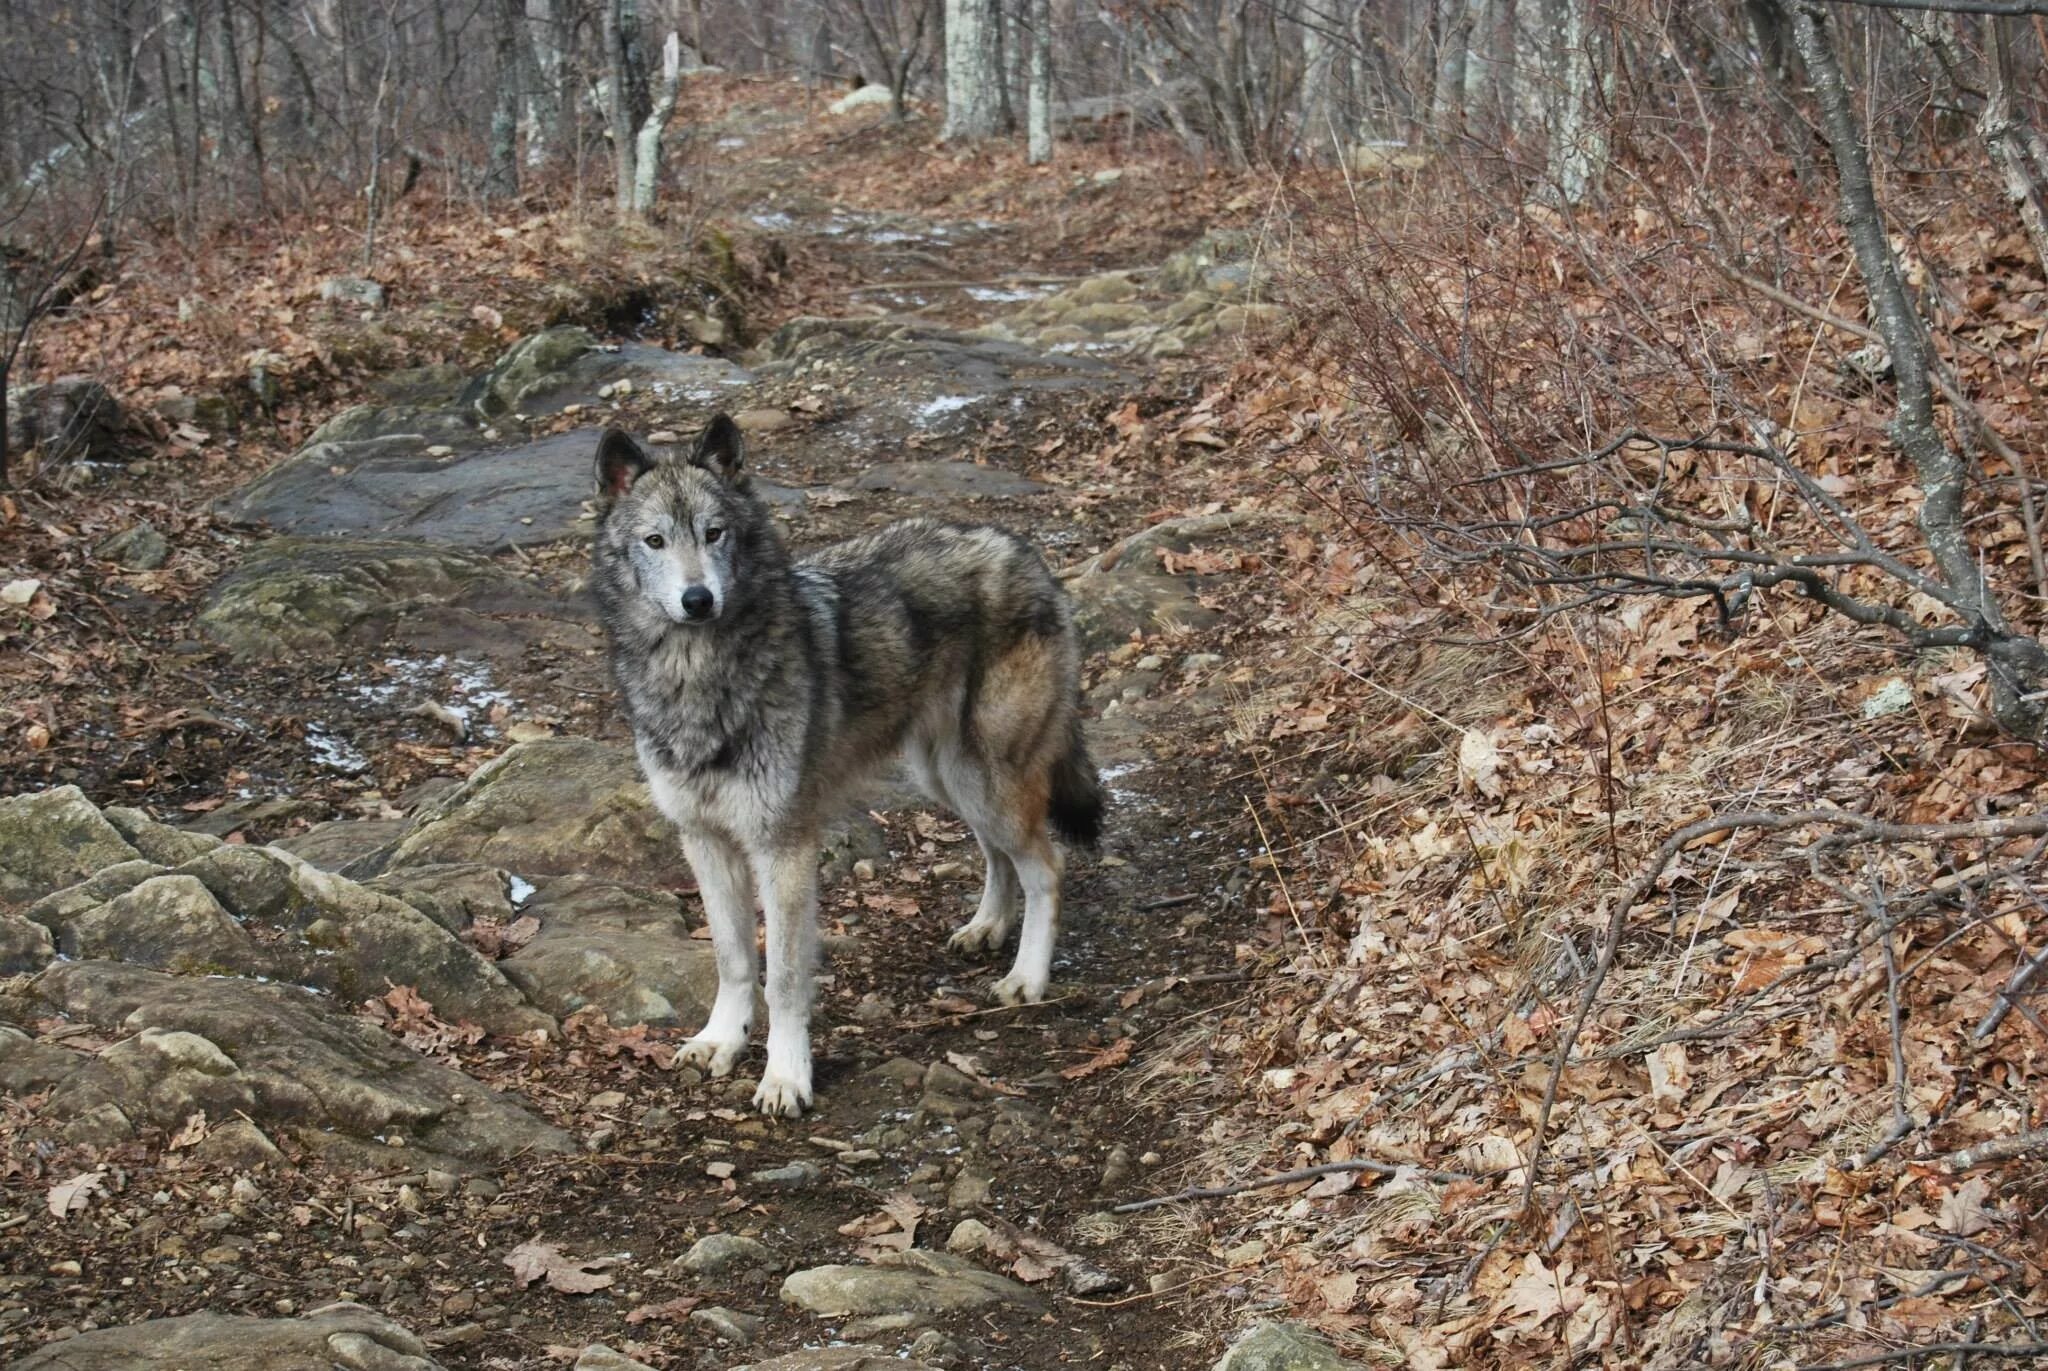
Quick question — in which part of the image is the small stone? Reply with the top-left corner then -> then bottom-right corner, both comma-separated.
573,1346 -> 659,1371
1100,1143 -> 1133,1191
229,1176 -> 262,1205
945,1219 -> 995,1255
930,860 -> 967,880
425,1169 -> 459,1194
749,1160 -> 823,1190
1213,1320 -> 1360,1370
689,1305 -> 762,1343
732,407 -> 795,434
1063,1262 -> 1125,1297
946,1170 -> 992,1210
679,1232 -> 777,1277
425,444 -> 454,458
49,1260 -> 83,1277
851,858 -> 877,881
1140,1151 -> 1163,1166
907,1330 -> 970,1368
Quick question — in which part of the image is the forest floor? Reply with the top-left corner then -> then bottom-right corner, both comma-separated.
7,72 -> 2048,1371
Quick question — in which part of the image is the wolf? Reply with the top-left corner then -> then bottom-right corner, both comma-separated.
590,416 -> 1104,1117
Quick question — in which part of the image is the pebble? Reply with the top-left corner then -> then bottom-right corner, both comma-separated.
689,1305 -> 762,1343
747,1160 -> 823,1190
946,1218 -> 996,1255
679,1232 -> 777,1276
931,860 -> 967,880
907,1330 -> 970,1368
1100,1143 -> 1133,1191
425,1169 -> 459,1194
947,1169 -> 993,1209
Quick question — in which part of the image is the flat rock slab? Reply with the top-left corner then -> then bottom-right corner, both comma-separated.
21,960 -> 572,1165
7,1303 -> 447,1371
780,1250 -> 1043,1320
197,538 -> 531,660
847,461 -> 1051,498
499,874 -> 720,1028
736,1350 -> 940,1371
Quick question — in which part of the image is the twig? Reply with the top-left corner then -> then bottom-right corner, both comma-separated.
1860,877 -> 1917,1167
1111,1157 -> 1479,1214
1137,892 -> 1199,911
1794,1341 -> 2048,1371
1974,940 -> 2048,1041
1945,1127 -> 2048,1168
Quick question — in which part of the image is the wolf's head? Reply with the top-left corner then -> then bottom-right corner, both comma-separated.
591,415 -> 780,632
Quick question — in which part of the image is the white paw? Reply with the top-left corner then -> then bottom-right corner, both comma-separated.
948,920 -> 1011,956
753,1069 -> 813,1118
991,970 -> 1048,1006
675,1032 -> 747,1077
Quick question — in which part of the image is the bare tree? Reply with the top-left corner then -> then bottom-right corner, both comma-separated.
1,189 -> 102,488
1026,0 -> 1052,161
942,0 -> 1001,139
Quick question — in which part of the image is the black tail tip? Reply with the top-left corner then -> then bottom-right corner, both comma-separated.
1050,760 -> 1106,850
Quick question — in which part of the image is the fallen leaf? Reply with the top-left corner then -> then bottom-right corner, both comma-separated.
48,1169 -> 108,1218
1061,1037 -> 1134,1080
504,1240 -> 618,1294
624,1294 -> 701,1324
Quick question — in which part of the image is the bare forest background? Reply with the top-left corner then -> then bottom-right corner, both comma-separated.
10,1 -> 2048,1367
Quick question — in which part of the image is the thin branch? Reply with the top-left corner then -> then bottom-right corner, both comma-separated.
1110,1158 -> 1480,1214
1794,1341 -> 2048,1370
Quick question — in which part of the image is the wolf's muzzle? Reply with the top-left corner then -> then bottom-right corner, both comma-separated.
681,586 -> 716,621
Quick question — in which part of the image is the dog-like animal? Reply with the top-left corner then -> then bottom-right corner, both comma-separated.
591,417 -> 1104,1116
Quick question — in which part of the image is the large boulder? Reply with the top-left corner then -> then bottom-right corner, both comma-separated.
384,739 -> 676,884
0,785 -> 143,905
25,961 -> 572,1164
469,325 -> 598,418
779,1250 -> 1043,1319
499,874 -> 718,1028
9,375 -> 124,464
7,1303 -> 446,1371
102,805 -> 224,865
198,538 -> 521,660
0,913 -> 54,974
58,874 -> 273,977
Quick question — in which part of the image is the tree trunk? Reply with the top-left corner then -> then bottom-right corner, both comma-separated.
630,31 -> 682,216
1299,0 -> 1337,156
605,0 -> 638,216
1540,0 -> 1603,204
1026,0 -> 1052,163
1794,5 -> 2048,735
524,0 -> 566,168
485,0 -> 522,200
942,0 -> 1001,141
1432,0 -> 1481,141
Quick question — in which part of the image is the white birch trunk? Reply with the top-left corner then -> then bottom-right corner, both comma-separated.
942,0 -> 1000,141
525,0 -> 565,167
1541,0 -> 1603,204
630,32 -> 681,216
1026,0 -> 1053,163
1299,2 -> 1336,156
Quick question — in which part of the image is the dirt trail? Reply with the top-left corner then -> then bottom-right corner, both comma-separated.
2,94 -> 1288,1371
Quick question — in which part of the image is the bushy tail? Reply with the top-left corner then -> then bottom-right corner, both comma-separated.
1048,721 -> 1106,849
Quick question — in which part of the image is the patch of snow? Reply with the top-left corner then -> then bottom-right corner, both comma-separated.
966,285 -> 1046,303
750,210 -> 794,230
917,395 -> 979,421
717,136 -> 747,150
508,875 -> 536,907
306,724 -> 369,775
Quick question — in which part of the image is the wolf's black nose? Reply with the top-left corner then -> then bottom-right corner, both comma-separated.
681,586 -> 715,620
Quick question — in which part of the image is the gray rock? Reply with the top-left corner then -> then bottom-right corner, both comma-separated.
498,874 -> 717,1028
1213,1321 -> 1359,1371
944,1219 -> 995,1255
748,1160 -> 823,1190
29,961 -> 572,1164
0,1023 -> 83,1094
96,520 -> 172,570
7,1304 -> 446,1370
365,863 -> 515,934
470,326 -> 598,418
946,1169 -> 992,1210
174,845 -> 552,1036
681,1232 -> 779,1276
320,276 -> 388,311
572,1347 -> 658,1371
0,785 -> 144,905
689,1306 -> 761,1343
385,740 -> 674,883
198,538 -> 522,661
59,874 -> 272,976
21,859 -> 164,928
1068,512 -> 1296,653
272,818 -> 410,873
11,375 -> 123,464
102,806 -> 223,865
738,1350 -> 940,1371
848,461 -> 1051,499
0,911 -> 55,973
779,1250 -> 1042,1319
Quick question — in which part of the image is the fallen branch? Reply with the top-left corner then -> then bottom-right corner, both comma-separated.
1519,807 -> 2048,1214
1944,1126 -> 2048,1169
1111,1157 -> 1478,1214
1794,1340 -> 2048,1370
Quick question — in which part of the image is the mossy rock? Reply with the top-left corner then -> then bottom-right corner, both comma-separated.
0,786 -> 144,906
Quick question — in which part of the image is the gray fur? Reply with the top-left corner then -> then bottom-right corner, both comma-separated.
592,417 -> 1103,1116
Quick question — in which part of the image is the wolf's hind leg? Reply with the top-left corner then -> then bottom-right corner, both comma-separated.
752,843 -> 819,1118
675,830 -> 757,1078
947,830 -> 1019,955
992,829 -> 1062,1006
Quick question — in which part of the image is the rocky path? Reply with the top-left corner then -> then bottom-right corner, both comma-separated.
1,103 -> 1337,1371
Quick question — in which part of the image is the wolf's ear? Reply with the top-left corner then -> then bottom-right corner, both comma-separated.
596,428 -> 655,502
689,413 -> 746,482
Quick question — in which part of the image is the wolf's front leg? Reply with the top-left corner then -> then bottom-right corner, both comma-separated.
751,844 -> 820,1117
675,830 -> 757,1077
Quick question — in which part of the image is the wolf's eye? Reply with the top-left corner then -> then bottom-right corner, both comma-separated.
643,533 -> 665,550
705,527 -> 724,544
